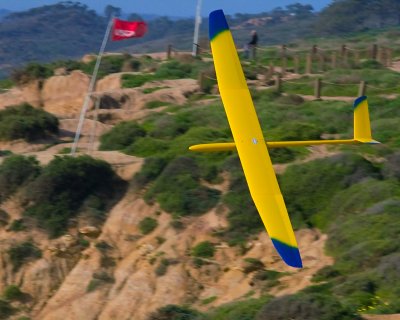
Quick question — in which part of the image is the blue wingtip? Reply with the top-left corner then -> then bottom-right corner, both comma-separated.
354,95 -> 367,109
209,9 -> 229,41
271,238 -> 303,268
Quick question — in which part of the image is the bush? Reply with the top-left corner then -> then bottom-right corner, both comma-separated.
139,217 -> 158,235
11,62 -> 53,84
86,271 -> 115,292
155,258 -> 170,276
0,104 -> 59,141
280,153 -> 381,229
206,296 -> 271,320
132,156 -> 168,189
121,73 -> 154,88
2,285 -> 25,301
256,292 -> 361,320
0,155 -> 40,202
8,219 -> 26,232
148,304 -> 202,320
146,157 -> 221,216
154,60 -> 193,79
99,121 -> 146,150
82,55 -> 125,79
7,241 -> 42,271
0,209 -> 9,227
192,241 -> 215,258
0,299 -> 14,319
243,258 -> 265,274
23,156 -> 121,238
222,157 -> 263,245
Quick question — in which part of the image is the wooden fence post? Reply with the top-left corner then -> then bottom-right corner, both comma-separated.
358,81 -> 367,97
167,44 -> 172,59
314,78 -> 322,99
306,53 -> 312,74
198,72 -> 206,93
275,75 -> 282,93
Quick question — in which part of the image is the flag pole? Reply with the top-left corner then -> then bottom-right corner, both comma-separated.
70,16 -> 114,155
192,0 -> 202,57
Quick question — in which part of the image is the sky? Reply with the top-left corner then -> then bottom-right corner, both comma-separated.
0,0 -> 332,17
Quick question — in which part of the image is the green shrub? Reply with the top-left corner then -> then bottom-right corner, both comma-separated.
23,156 -> 121,238
7,241 -> 42,271
121,74 -> 154,88
256,292 -> 361,320
154,60 -> 193,79
0,155 -> 40,202
2,285 -> 25,301
155,258 -> 170,276
280,153 -> 380,229
124,137 -> 170,157
243,258 -> 265,274
206,296 -> 271,320
0,299 -> 14,319
132,156 -> 168,189
86,271 -> 115,292
222,157 -> 263,245
0,79 -> 14,90
0,104 -> 59,141
82,55 -> 125,79
99,121 -> 146,150
0,209 -> 9,227
8,219 -> 26,232
312,265 -> 341,283
192,241 -> 215,258
146,157 -> 221,216
148,304 -> 202,320
139,217 -> 158,235
11,62 -> 53,84
145,100 -> 170,108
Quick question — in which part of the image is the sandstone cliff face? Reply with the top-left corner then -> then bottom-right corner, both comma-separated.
0,72 -> 333,320
0,81 -> 42,109
41,70 -> 90,115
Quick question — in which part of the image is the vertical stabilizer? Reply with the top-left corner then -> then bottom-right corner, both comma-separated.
353,96 -> 379,143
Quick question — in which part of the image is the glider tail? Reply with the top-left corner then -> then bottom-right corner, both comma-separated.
353,96 -> 379,144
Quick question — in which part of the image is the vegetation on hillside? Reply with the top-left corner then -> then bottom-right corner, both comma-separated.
0,104 -> 59,141
21,156 -> 126,237
2,0 -> 400,317
2,0 -> 400,78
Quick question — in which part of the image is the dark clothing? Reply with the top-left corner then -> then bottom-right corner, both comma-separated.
248,33 -> 258,46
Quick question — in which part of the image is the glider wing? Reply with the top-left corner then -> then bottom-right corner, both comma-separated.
208,9 -> 302,268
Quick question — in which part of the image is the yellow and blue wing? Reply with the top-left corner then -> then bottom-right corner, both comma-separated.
209,10 -> 302,268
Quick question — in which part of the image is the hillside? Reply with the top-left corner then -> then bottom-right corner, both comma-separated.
0,32 -> 399,319
2,0 -> 400,78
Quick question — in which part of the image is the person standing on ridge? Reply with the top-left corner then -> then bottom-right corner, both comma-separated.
245,30 -> 258,59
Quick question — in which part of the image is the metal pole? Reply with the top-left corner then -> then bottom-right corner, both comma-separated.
192,0 -> 202,57
71,17 -> 114,155
87,96 -> 101,154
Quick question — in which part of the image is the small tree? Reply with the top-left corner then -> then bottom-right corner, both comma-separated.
139,217 -> 158,235
192,241 -> 215,258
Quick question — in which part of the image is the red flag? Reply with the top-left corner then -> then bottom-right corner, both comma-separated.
111,18 -> 147,41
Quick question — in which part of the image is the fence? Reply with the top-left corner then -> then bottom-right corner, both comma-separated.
167,43 -> 394,72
